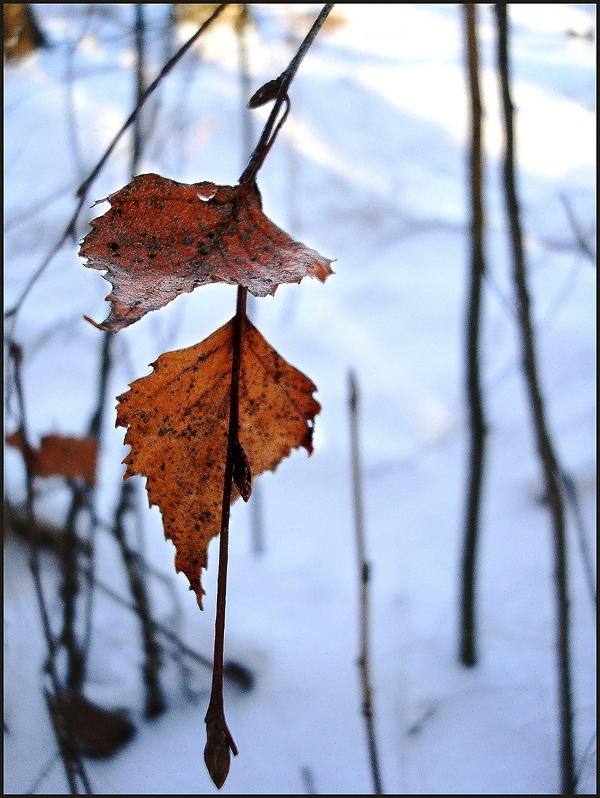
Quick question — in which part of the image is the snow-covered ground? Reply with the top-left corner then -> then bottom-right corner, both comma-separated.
4,4 -> 596,794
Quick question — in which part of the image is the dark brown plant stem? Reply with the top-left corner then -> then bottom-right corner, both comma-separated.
113,480 -> 166,718
494,5 -> 575,794
239,3 -> 334,185
204,9 -> 334,786
4,3 -> 229,322
459,3 -> 488,668
79,329 -> 114,675
8,342 -> 92,794
60,480 -> 87,692
348,371 -> 384,795
60,332 -> 113,691
204,287 -> 246,788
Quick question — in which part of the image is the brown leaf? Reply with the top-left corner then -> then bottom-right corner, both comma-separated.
116,317 -> 320,606
47,689 -> 135,760
36,435 -> 98,485
80,174 -> 333,332
6,430 -> 97,485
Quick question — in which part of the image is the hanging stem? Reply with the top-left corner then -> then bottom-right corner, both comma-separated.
459,2 -> 488,668
348,371 -> 384,794
204,6 -> 335,787
494,5 -> 575,793
204,286 -> 246,788
239,4 -> 334,185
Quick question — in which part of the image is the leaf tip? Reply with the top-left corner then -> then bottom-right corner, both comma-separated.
83,314 -> 110,331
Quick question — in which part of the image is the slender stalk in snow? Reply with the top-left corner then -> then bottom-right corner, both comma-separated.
459,2 -> 488,668
495,5 -> 575,793
348,371 -> 384,795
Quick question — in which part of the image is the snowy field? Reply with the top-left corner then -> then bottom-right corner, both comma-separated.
4,4 -> 596,794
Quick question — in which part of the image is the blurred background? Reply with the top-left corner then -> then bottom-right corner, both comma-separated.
4,4 -> 596,794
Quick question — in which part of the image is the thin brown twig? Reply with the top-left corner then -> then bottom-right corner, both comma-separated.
113,480 -> 166,718
239,4 -> 334,185
203,6 -> 335,787
131,4 -> 146,176
348,371 -> 384,795
7,342 -> 92,794
203,286 -> 246,788
495,5 -> 575,794
459,2 -> 488,668
75,3 -> 229,200
4,3 -> 229,324
6,500 -> 254,686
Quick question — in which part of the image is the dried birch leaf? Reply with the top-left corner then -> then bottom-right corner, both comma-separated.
6,430 -> 97,485
116,317 -> 320,607
80,174 -> 333,332
36,435 -> 98,485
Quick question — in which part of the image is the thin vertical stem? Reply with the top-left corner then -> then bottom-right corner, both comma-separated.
9,343 -> 91,794
132,4 -> 146,174
113,481 -> 166,718
349,371 -> 384,795
239,4 -> 334,185
495,5 -> 575,793
203,7 -> 334,787
204,287 -> 246,788
459,3 -> 488,668
60,1 -> 149,695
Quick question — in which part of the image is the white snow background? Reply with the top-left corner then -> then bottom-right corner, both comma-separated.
4,4 -> 596,794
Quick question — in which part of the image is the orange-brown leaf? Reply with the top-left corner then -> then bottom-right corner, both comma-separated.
80,174 -> 333,332
6,430 -> 97,485
116,317 -> 320,606
36,435 -> 98,485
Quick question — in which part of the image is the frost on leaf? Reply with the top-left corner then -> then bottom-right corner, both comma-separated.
116,317 -> 320,607
80,173 -> 333,332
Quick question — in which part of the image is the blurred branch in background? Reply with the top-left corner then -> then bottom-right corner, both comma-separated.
459,2 -> 488,669
349,371 -> 384,795
495,4 -> 575,793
